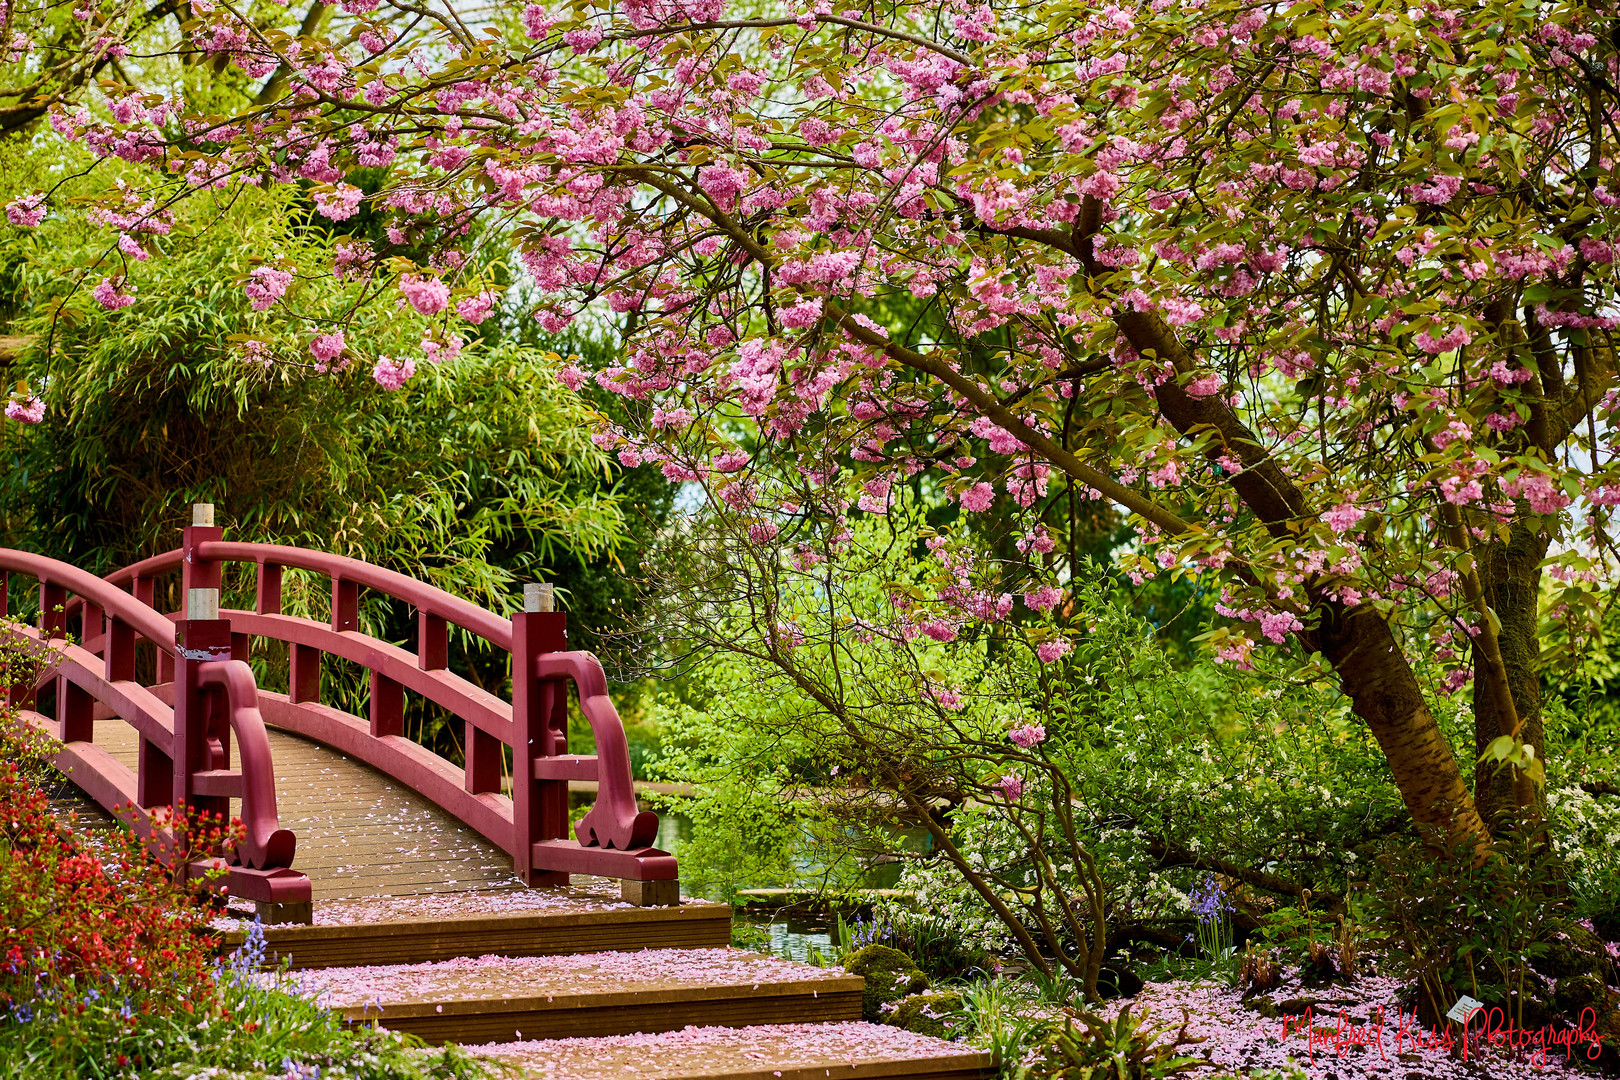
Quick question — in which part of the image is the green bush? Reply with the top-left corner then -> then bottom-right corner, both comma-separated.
0,709 -> 490,1080
842,945 -> 929,1022
1014,1007 -> 1201,1080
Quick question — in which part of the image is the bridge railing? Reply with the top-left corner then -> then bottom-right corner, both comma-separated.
87,508 -> 675,898
0,542 -> 311,920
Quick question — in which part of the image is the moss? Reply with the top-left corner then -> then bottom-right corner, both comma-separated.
1552,974 -> 1608,1016
842,944 -> 929,1021
1543,920 -> 1615,981
885,991 -> 964,1039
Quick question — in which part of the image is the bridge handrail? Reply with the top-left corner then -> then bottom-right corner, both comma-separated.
68,530 -> 673,886
0,549 -> 177,653
0,547 -> 304,896
104,544 -> 515,651
102,548 -> 184,588
198,658 -> 296,869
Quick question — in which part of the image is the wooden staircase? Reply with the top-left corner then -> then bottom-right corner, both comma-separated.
222,885 -> 993,1080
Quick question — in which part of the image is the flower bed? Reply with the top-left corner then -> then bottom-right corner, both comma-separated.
0,718 -> 489,1080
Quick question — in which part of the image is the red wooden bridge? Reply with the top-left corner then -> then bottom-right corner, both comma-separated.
2,507 -> 993,1079
1,504 -> 674,920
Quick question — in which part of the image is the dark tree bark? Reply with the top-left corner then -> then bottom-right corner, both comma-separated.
1473,519 -> 1551,827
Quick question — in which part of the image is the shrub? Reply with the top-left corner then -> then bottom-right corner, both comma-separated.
838,913 -> 993,984
0,712 -> 491,1079
1364,812 -> 1568,1029
842,945 -> 929,1022
0,721 -> 224,1028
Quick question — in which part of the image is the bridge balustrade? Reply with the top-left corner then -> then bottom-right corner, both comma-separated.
0,542 -> 311,920
74,507 -> 675,901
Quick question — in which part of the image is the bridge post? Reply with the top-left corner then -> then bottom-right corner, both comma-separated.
173,587 -> 232,827
182,504 -> 224,597
512,583 -> 569,886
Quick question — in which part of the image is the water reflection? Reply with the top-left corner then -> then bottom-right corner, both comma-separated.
572,794 -> 930,962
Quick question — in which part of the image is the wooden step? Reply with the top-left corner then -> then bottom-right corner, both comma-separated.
280,948 -> 862,1043
217,888 -> 731,969
471,1021 -> 994,1080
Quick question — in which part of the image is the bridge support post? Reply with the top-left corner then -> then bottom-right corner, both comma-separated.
512,583 -> 569,887
182,505 -> 224,597
173,597 -> 232,825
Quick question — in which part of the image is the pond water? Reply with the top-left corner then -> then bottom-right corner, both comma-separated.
637,805 -> 926,963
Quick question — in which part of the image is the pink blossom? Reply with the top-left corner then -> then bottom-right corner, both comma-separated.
697,162 -> 749,210
1408,173 -> 1462,205
994,774 -> 1023,800
958,482 -> 995,512
779,299 -> 823,328
6,194 -> 45,227
857,475 -> 891,514
420,335 -> 461,364
562,26 -> 603,52
715,450 -> 750,472
313,183 -> 363,221
522,4 -> 555,38
1439,474 -> 1483,505
92,277 -> 135,309
1214,637 -> 1254,669
1579,237 -> 1616,264
749,522 -> 779,543
400,274 -> 451,316
1036,638 -> 1071,663
1588,483 -> 1620,506
558,365 -> 586,391
1159,297 -> 1203,326
5,395 -> 44,423
310,330 -> 346,366
1008,724 -> 1046,748
1023,585 -> 1062,612
537,310 -> 573,334
244,266 -> 293,310
1259,611 -> 1302,644
1322,503 -> 1365,534
372,354 -> 416,390
456,290 -> 498,324
1414,324 -> 1472,355
1504,471 -> 1572,514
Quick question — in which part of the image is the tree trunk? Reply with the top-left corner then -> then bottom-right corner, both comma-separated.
1307,602 -> 1494,858
1109,305 -> 1497,860
1473,520 -> 1550,828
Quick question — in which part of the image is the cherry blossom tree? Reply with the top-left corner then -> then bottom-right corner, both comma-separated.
6,0 -> 1619,856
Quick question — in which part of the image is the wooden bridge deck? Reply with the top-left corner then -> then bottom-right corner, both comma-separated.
79,718 -> 526,901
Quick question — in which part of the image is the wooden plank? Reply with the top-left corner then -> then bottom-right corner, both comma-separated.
82,718 -> 527,900
289,949 -> 864,1044
476,1024 -> 995,1080
356,988 -> 864,1044
220,906 -> 735,971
